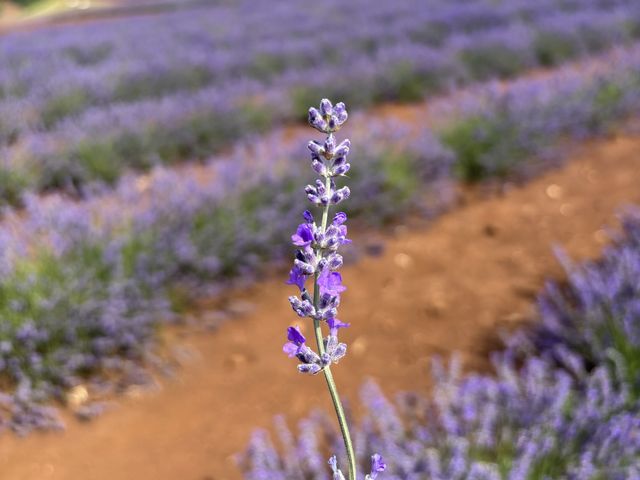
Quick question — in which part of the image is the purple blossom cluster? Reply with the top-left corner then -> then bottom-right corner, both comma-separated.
2,41 -> 640,433
241,212 -> 640,478
0,0 -> 638,201
284,101 -> 353,374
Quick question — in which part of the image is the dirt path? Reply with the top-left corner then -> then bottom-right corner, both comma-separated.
1,133 -> 640,479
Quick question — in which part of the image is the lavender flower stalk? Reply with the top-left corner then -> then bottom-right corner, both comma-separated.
283,99 -> 385,479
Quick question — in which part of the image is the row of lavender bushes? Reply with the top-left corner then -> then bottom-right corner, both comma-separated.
239,212 -> 640,478
1,0 -> 639,203
0,122 -> 454,434
1,44 -> 640,433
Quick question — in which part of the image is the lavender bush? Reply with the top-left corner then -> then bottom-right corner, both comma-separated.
1,0 -> 639,202
508,211 -> 640,396
437,45 -> 640,180
242,353 -> 640,479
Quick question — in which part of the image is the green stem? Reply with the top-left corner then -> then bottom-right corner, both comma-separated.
313,171 -> 357,480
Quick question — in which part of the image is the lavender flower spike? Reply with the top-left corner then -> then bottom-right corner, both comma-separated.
283,99 -> 383,479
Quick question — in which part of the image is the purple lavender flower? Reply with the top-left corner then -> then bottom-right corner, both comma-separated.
291,223 -> 314,247
286,266 -> 307,291
282,99 -> 383,479
283,326 -> 324,375
318,269 -> 347,297
282,326 -> 306,358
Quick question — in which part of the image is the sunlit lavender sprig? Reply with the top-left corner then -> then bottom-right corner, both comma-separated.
283,99 -> 385,480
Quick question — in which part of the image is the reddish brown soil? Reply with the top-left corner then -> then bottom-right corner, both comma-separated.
1,133 -> 640,479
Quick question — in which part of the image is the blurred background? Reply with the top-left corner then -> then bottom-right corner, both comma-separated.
1,0 -> 640,478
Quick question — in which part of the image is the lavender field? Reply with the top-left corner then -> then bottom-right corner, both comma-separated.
0,0 -> 639,203
0,1 -> 640,479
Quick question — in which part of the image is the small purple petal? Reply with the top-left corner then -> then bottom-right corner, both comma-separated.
327,318 -> 350,332
292,223 -> 314,247
283,342 -> 298,358
287,326 -> 306,345
338,225 -> 352,245
318,269 -> 347,296
286,266 -> 306,291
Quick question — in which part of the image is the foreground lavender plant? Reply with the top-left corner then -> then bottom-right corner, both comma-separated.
284,100 -> 385,479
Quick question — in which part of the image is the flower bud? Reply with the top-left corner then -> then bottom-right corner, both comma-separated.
289,296 -> 316,317
332,212 -> 347,225
334,139 -> 350,157
308,140 -> 323,155
312,158 -> 327,175
320,98 -> 333,116
333,163 -> 350,176
298,363 -> 321,375
331,186 -> 350,205
308,107 -> 327,132
324,135 -> 336,158
334,102 -> 348,123
326,253 -> 343,269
